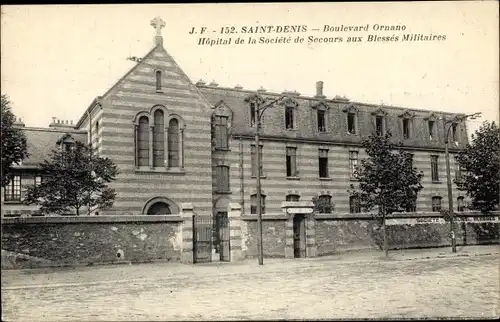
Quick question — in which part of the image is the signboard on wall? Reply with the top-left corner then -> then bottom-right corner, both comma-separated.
286,208 -> 314,214
386,216 -> 500,226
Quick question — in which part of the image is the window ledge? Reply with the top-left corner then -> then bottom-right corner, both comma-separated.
319,177 -> 332,181
214,148 -> 231,152
349,178 -> 359,182
135,167 -> 185,175
251,175 -> 267,179
156,90 -> 163,93
346,132 -> 359,136
432,181 -> 442,184
287,176 -> 300,180
3,200 -> 23,205
215,191 -> 232,195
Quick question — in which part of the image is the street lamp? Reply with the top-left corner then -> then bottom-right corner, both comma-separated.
444,112 -> 481,253
245,94 -> 286,265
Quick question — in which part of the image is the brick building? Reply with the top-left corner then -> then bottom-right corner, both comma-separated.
2,17 -> 469,219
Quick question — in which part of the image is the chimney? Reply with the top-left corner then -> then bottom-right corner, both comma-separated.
49,117 -> 76,129
196,79 -> 206,86
257,86 -> 267,93
234,84 -> 243,90
315,81 -> 325,98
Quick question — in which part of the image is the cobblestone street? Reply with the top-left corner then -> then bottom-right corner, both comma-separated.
2,253 -> 499,321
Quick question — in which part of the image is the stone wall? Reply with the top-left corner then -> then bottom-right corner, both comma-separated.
315,212 -> 500,256
242,216 -> 287,258
1,216 -> 184,269
241,212 -> 499,259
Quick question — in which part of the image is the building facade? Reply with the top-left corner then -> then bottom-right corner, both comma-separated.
2,18 -> 469,218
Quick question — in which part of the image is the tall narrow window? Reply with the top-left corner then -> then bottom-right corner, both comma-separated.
375,116 -> 384,136
250,194 -> 266,214
285,105 -> 294,129
318,149 -> 329,178
286,194 -> 300,202
214,116 -> 229,149
431,155 -> 439,181
317,110 -> 326,132
349,151 -> 359,179
251,145 -> 263,177
155,70 -> 162,91
349,195 -> 361,213
168,118 -> 180,167
216,165 -> 230,192
34,176 -> 42,186
451,124 -> 457,142
403,119 -> 410,139
249,103 -> 256,127
347,113 -> 356,134
432,196 -> 442,212
286,147 -> 297,177
153,110 -> 165,167
4,175 -> 21,202
137,116 -> 150,167
457,196 -> 465,212
428,121 -> 435,140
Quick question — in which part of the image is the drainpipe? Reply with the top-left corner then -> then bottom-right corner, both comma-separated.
239,138 -> 245,213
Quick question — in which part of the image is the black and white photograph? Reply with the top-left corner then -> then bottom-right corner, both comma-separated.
1,2 -> 499,321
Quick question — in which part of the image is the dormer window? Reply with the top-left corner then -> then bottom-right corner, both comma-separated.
403,119 -> 410,139
317,110 -> 326,132
285,105 -> 294,129
399,111 -> 415,140
347,113 -> 356,134
56,134 -> 76,152
375,116 -> 384,136
155,70 -> 162,91
282,97 -> 299,130
343,104 -> 359,135
249,102 -> 256,127
428,120 -> 435,140
313,101 -> 329,133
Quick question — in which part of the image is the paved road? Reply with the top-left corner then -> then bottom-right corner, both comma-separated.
2,255 -> 499,321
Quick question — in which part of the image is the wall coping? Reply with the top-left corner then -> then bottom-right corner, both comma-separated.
242,214 -> 288,221
1,215 -> 184,225
315,211 -> 499,220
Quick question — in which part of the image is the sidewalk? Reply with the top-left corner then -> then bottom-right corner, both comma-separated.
233,244 -> 500,267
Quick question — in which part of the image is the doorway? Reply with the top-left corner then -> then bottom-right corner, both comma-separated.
293,214 -> 306,258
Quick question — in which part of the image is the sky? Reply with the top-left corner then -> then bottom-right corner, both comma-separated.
1,2 -> 498,137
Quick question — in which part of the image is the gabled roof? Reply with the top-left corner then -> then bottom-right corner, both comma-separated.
15,127 -> 87,168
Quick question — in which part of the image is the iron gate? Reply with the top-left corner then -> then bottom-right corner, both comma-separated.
215,212 -> 230,262
193,215 -> 213,263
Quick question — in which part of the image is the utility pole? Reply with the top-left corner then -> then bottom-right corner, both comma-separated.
444,112 -> 481,253
247,94 -> 285,265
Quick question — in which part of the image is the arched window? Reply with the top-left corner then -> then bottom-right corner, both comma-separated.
250,194 -> 266,214
432,196 -> 442,212
147,202 -> 171,215
153,110 -> 165,167
286,194 -> 300,202
168,118 -> 180,167
155,70 -> 162,91
137,116 -> 150,167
